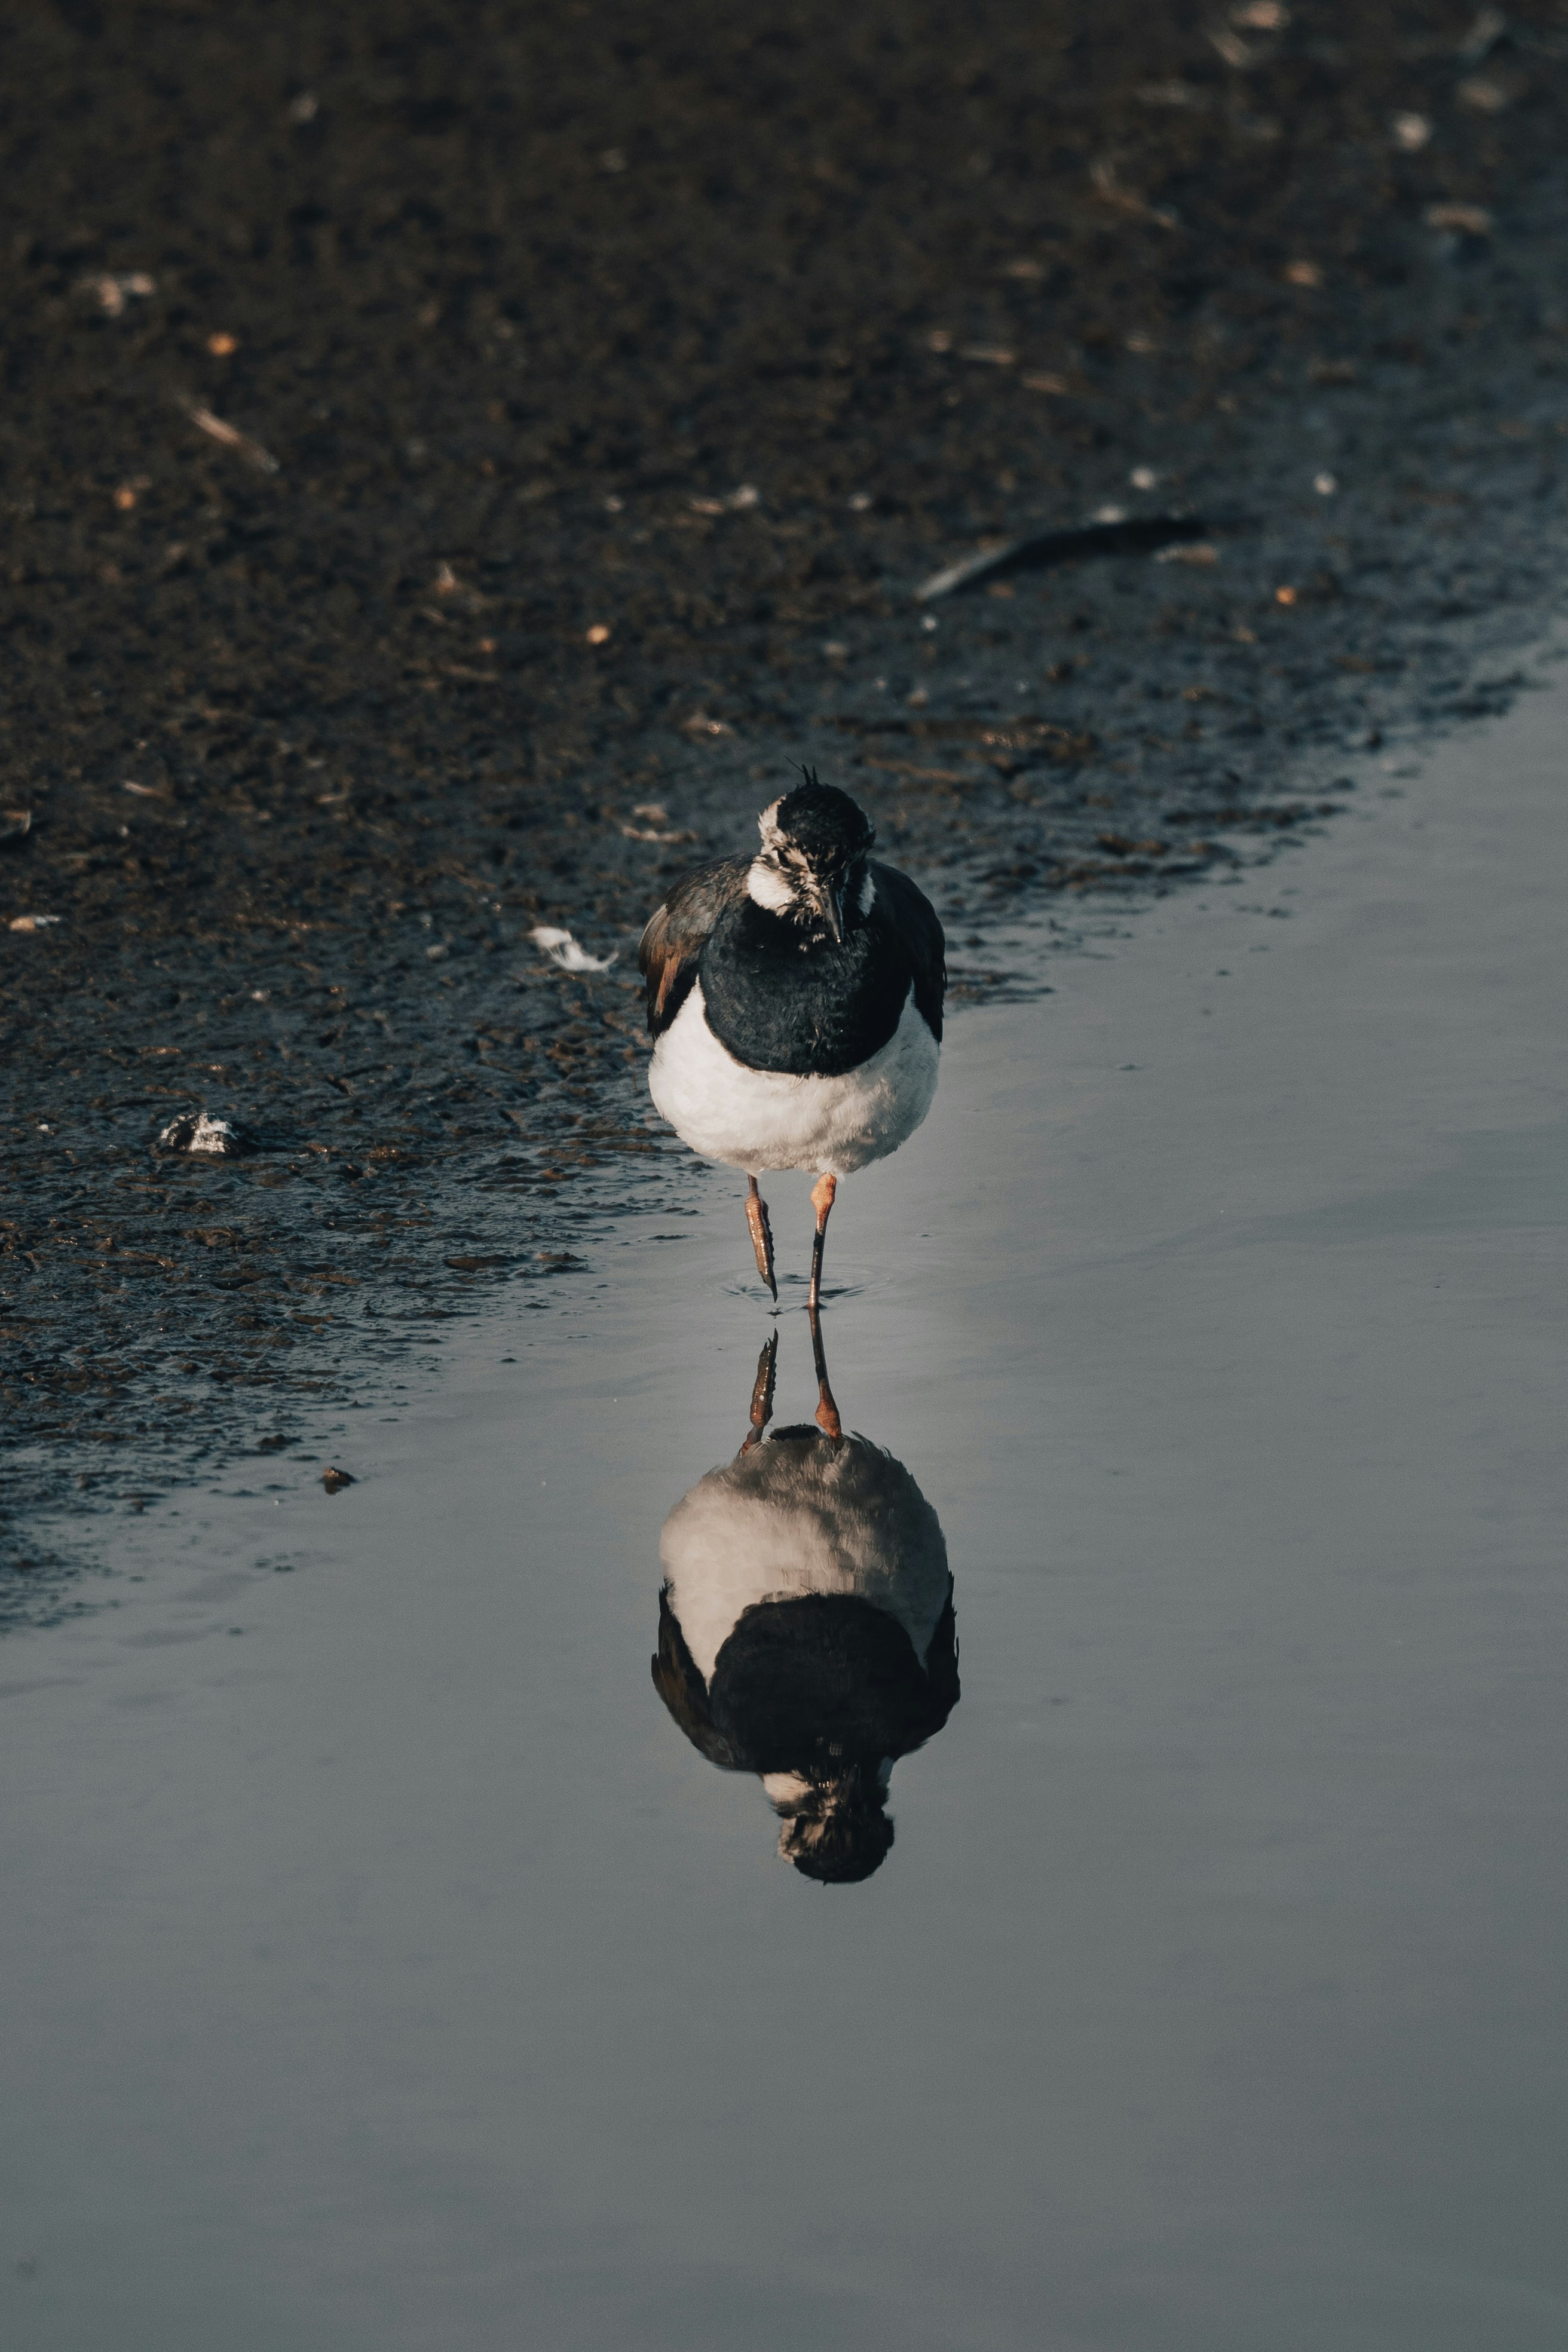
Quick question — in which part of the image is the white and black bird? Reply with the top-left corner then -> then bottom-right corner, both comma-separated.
652,1326 -> 959,1885
639,773 -> 945,1304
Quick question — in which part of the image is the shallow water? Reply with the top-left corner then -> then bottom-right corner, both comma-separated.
4,664 -> 1567,2350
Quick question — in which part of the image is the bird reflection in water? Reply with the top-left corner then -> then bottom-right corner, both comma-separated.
652,1314 -> 958,1884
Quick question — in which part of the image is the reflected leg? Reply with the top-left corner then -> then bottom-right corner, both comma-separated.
745,1174 -> 777,1303
807,1171 -> 837,1311
739,1331 -> 778,1454
807,1304 -> 843,1443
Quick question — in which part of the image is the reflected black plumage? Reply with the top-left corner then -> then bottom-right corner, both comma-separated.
655,1588 -> 959,1784
639,776 -> 946,1303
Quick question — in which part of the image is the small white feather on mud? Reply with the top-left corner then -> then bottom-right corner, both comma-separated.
529,925 -> 617,973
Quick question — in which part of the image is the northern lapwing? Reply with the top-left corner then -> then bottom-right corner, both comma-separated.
639,774 -> 945,1306
651,1325 -> 959,1884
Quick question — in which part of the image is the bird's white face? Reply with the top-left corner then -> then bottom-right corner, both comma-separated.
762,1762 -> 893,1818
748,801 -> 874,942
761,1769 -> 815,1814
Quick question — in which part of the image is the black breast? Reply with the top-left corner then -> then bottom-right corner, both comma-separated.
699,900 -> 912,1076
706,1593 -> 954,1775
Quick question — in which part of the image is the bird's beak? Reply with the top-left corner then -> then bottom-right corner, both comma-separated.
822,877 -> 846,945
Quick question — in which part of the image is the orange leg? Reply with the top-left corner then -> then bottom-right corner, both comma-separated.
807,1303 -> 843,1443
745,1173 -> 777,1303
807,1170 -> 837,1312
739,1331 -> 778,1453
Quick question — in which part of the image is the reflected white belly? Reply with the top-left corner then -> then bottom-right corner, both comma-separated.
660,1434 -> 951,1684
649,981 -> 939,1175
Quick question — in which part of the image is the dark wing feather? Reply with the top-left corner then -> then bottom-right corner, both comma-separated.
651,1587 -> 743,1770
920,1582 -> 961,1726
868,860 -> 946,1042
638,855 -> 750,1038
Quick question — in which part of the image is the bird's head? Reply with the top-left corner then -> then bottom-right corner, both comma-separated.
763,1763 -> 895,1884
748,771 -> 876,945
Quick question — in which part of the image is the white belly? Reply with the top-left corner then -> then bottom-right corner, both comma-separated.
648,981 -> 939,1175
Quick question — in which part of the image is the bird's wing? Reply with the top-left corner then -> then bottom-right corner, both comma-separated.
869,860 -> 947,1042
638,855 -> 751,1038
651,1587 -> 744,1769
921,1581 -> 961,1725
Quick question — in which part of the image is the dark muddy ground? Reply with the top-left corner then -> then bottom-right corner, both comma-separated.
4,0 -> 1568,1601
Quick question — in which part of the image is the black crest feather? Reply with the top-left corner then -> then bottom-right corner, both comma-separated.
773,773 -> 875,868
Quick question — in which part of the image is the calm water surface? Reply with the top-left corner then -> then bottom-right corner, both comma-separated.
4,674 -> 1567,2350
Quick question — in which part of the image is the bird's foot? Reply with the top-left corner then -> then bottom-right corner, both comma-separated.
740,1331 -> 779,1453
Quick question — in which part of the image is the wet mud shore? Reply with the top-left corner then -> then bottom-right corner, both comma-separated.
4,0 -> 1568,1595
